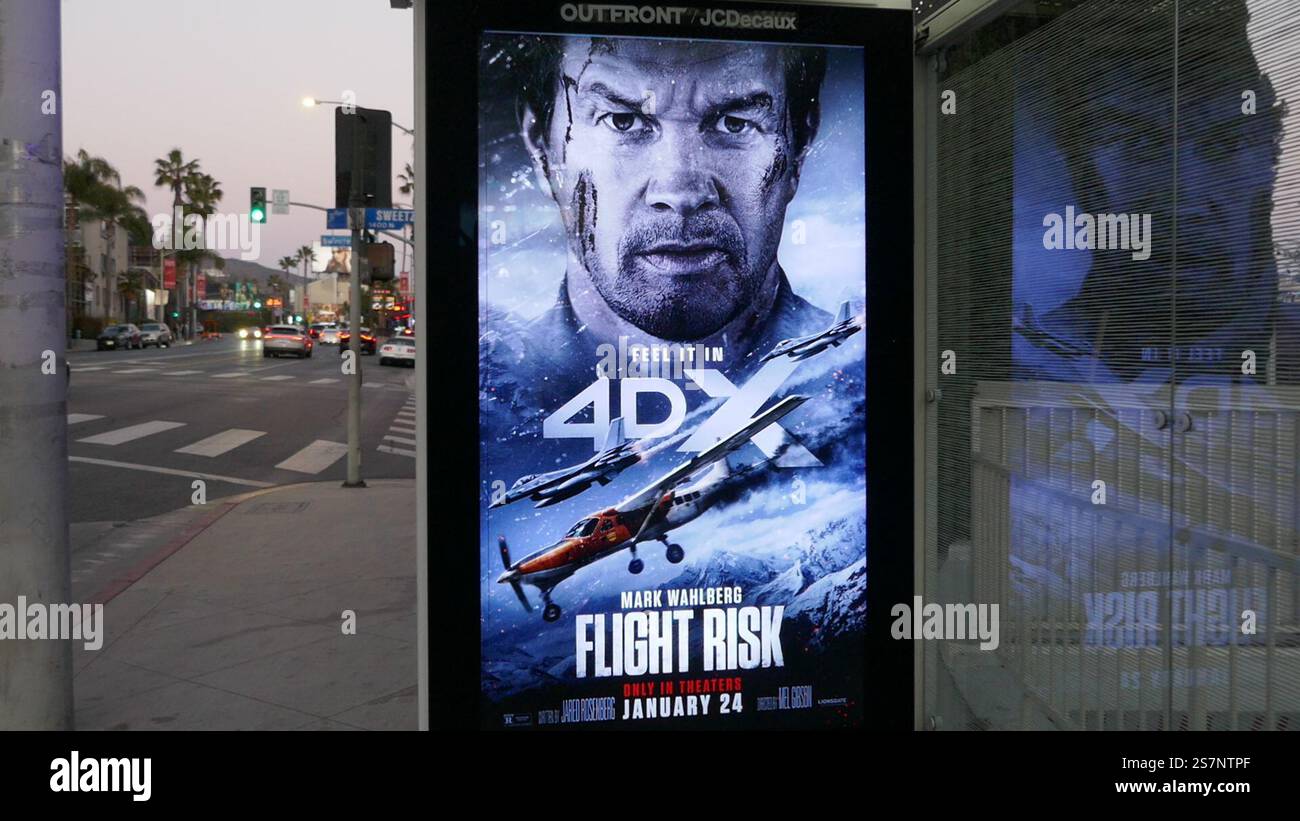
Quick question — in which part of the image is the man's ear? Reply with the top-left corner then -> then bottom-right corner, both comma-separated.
521,104 -> 555,200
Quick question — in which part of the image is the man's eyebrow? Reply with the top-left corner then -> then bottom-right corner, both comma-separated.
571,78 -> 646,110
703,91 -> 775,119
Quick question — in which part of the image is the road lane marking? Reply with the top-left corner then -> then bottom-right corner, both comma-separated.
71,366 -> 106,372
275,440 -> 348,474
383,434 -> 416,446
68,456 -> 272,488
161,370 -> 204,376
67,414 -> 104,425
211,373 -> 246,378
77,420 -> 185,446
111,368 -> 159,374
261,375 -> 295,381
175,428 -> 266,457
377,444 -> 415,458
309,378 -> 338,384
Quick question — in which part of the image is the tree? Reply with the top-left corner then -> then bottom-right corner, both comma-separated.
153,149 -> 201,335
397,161 -> 415,197
296,244 -> 314,320
116,270 -> 145,323
64,149 -> 149,318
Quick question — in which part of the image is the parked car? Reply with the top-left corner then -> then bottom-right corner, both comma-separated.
338,328 -> 377,355
262,325 -> 313,358
378,336 -> 416,367
138,322 -> 173,348
96,324 -> 142,350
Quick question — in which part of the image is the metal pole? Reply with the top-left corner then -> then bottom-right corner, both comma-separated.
0,0 -> 74,729
344,114 -> 365,487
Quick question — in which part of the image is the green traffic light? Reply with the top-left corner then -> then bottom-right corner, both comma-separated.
250,206 -> 265,223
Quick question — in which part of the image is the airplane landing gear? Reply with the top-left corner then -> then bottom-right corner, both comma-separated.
541,591 -> 561,623
665,543 -> 684,564
628,544 -> 644,575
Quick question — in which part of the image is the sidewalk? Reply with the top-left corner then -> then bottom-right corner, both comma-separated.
72,479 -> 418,730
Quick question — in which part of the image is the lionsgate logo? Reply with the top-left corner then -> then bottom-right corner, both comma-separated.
1042,205 -> 1152,261
151,206 -> 262,260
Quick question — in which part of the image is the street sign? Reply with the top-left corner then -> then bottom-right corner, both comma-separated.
326,208 -> 347,229
272,189 -> 290,215
365,208 -> 414,229
321,234 -> 350,247
163,257 -> 177,289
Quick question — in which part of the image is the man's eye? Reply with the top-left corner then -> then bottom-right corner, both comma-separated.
715,116 -> 754,135
601,112 -> 642,132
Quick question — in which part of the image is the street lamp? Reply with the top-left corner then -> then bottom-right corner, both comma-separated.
302,97 -> 414,136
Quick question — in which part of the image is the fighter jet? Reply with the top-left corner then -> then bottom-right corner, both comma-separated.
761,300 -> 862,362
497,395 -> 808,622
489,417 -> 639,509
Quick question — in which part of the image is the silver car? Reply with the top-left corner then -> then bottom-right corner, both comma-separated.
138,322 -> 173,348
262,325 -> 314,358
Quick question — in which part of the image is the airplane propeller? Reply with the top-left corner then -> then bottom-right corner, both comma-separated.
498,535 -> 532,613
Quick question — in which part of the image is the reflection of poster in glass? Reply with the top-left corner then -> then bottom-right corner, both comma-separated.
477,31 -> 867,728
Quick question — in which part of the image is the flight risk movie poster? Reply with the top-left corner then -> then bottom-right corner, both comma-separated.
477,21 -> 867,728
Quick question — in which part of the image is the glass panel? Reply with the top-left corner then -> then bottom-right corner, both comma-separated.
929,0 -> 1178,730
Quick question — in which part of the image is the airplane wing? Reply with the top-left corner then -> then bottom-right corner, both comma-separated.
616,394 -> 809,514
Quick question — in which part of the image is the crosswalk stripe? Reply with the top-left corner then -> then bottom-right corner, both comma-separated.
383,434 -> 416,446
309,378 -> 338,384
275,439 -> 348,474
377,444 -> 415,458
77,420 -> 185,446
390,426 -> 415,435
363,383 -> 383,389
161,370 -> 204,376
67,414 -> 104,425
261,375 -> 295,381
111,368 -> 158,374
212,373 -> 245,379
175,428 -> 266,457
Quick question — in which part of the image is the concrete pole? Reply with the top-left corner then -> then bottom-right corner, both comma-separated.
0,0 -> 74,729
344,111 -> 365,488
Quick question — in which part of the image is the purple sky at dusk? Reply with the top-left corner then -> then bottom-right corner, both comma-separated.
61,0 -> 414,269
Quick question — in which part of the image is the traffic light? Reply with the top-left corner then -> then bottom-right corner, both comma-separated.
250,187 -> 267,223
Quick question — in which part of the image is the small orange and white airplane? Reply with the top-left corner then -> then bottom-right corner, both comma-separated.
497,395 -> 808,623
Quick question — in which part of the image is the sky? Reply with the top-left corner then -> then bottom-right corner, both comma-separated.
61,0 -> 415,270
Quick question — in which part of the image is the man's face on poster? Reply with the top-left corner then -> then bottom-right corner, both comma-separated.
1082,80 -> 1273,327
528,38 -> 810,340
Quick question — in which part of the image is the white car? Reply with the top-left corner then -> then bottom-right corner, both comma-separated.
318,324 -> 342,345
378,336 -> 416,366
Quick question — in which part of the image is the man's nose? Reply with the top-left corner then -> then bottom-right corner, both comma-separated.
643,136 -> 720,216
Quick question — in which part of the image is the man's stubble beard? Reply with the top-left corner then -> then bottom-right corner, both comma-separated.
574,205 -> 780,342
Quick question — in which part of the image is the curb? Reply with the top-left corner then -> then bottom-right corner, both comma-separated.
84,478 -> 416,606
87,501 -> 237,606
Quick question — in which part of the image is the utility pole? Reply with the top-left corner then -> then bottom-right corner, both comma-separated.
344,113 -> 366,488
0,0 -> 74,729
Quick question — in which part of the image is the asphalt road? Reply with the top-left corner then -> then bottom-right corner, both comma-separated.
66,335 -> 417,524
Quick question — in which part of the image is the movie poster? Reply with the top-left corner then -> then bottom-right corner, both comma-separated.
478,28 -> 867,728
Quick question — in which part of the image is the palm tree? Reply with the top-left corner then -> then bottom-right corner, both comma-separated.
296,244 -> 314,321
153,149 -> 201,335
65,150 -> 148,319
397,161 -> 414,197
274,259 -> 295,321
116,270 -> 145,323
